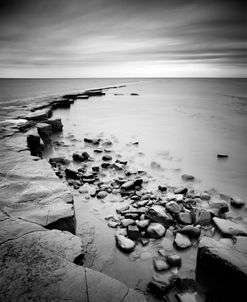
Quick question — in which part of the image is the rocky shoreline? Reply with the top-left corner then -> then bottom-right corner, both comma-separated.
0,86 -> 247,302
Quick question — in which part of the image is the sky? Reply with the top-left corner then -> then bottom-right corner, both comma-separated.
0,0 -> 246,78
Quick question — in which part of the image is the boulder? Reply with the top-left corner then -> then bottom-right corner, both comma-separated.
230,196 -> 245,208
146,205 -> 173,227
27,134 -> 44,156
115,234 -> 135,253
178,212 -> 192,225
65,168 -> 78,179
213,217 -> 247,237
177,225 -> 201,239
196,236 -> 247,302
127,225 -> 140,240
174,233 -> 192,249
146,223 -> 166,238
193,209 -> 211,226
166,254 -> 182,267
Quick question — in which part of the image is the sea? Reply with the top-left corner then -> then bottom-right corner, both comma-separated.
0,78 -> 246,200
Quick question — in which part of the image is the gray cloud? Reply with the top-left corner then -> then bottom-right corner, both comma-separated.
0,0 -> 246,77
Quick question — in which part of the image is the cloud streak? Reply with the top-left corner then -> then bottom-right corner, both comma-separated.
0,0 -> 246,77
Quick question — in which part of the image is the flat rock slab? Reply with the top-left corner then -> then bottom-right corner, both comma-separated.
196,236 -> 247,301
0,135 -> 73,227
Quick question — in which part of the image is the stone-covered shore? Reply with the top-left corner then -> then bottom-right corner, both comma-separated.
1,86 -> 247,302
0,87 -> 146,302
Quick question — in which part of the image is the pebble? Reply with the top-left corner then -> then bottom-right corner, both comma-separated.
174,187 -> 188,195
102,155 -> 112,161
115,234 -> 135,253
181,174 -> 195,181
127,225 -> 140,240
165,201 -> 182,214
97,191 -> 107,199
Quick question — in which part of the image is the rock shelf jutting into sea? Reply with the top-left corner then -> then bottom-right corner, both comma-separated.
0,83 -> 247,302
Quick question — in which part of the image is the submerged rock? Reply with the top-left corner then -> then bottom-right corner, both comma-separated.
175,187 -> 188,195
166,254 -> 182,267
127,225 -> 140,240
177,225 -> 201,239
165,201 -> 182,214
181,174 -> 195,181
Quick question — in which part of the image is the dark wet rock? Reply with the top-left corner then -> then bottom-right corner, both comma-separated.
65,168 -> 78,179
127,225 -> 140,240
52,98 -> 71,108
230,196 -> 245,208
81,151 -> 90,160
146,223 -> 166,238
92,166 -> 100,172
148,280 -> 171,297
101,162 -> 111,168
146,205 -> 173,227
104,148 -> 112,153
72,152 -> 84,162
27,134 -> 44,156
166,254 -> 182,267
49,157 -> 69,165
116,159 -> 128,165
165,201 -> 182,214
136,219 -> 150,229
196,236 -> 247,302
130,93 -> 139,96
177,225 -> 201,239
121,219 -> 135,227
102,155 -> 112,161
178,212 -> 192,225
181,174 -> 195,181
174,233 -> 192,249
36,122 -> 52,144
115,234 -> 135,253
84,137 -> 100,145
132,141 -> 139,145
97,191 -> 107,199
134,178 -> 143,187
174,187 -> 188,195
175,292 -> 197,302
121,180 -> 136,191
158,185 -> 167,192
213,217 -> 247,237
84,89 -> 105,96
124,213 -> 139,219
193,209 -> 211,226
93,148 -> 103,153
45,118 -> 63,132
153,258 -> 170,271
217,153 -> 229,158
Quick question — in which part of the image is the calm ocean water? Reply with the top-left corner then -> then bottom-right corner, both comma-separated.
0,77 -> 247,200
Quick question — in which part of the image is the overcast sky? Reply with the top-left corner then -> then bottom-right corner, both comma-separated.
0,0 -> 246,77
